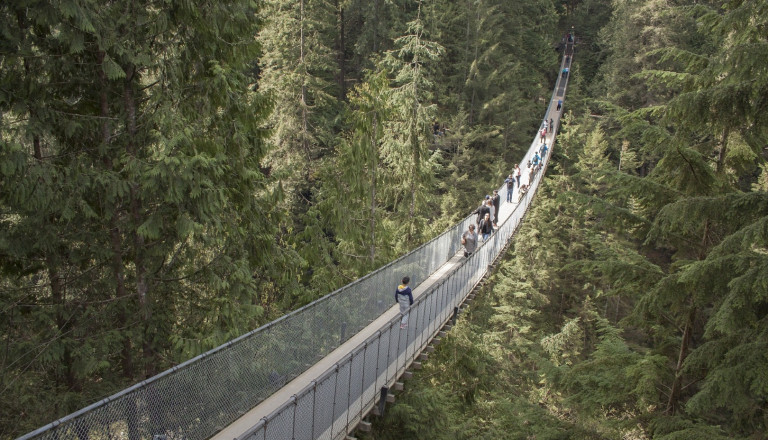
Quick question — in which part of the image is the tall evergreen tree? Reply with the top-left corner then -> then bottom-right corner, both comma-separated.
258,0 -> 339,217
0,1 -> 291,435
380,1 -> 444,242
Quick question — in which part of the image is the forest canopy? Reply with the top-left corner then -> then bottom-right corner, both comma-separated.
1,0 -> 766,439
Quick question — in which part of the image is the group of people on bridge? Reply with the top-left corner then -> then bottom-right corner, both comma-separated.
461,117 -> 555,259
397,116 -> 557,330
397,31 -> 572,331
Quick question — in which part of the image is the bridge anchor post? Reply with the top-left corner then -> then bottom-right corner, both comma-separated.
378,386 -> 388,416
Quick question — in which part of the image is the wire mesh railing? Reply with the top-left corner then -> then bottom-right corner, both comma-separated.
236,41 -> 573,440
18,39 -> 573,440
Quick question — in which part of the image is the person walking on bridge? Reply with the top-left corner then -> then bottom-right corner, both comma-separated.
504,174 -> 515,202
485,199 -> 495,225
491,190 -> 501,227
473,197 -> 491,227
479,213 -> 493,241
395,277 -> 413,329
461,224 -> 477,258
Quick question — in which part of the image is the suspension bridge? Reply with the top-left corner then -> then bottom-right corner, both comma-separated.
19,37 -> 575,440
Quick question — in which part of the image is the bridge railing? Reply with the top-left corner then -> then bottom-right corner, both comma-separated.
19,211 -> 477,440
237,41 -> 574,440
238,110 -> 554,440
20,38 -> 573,440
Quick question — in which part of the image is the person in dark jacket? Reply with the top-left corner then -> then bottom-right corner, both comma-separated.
479,213 -> 493,241
473,198 -> 491,226
395,276 -> 413,329
491,190 -> 501,226
504,174 -> 515,202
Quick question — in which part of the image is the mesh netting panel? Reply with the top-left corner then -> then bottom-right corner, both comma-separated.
264,401 -> 293,440
332,360 -> 352,439
347,350 -> 365,422
361,339 -> 379,408
312,374 -> 336,440
293,390 -> 315,440
242,420 -> 266,440
378,327 -> 392,382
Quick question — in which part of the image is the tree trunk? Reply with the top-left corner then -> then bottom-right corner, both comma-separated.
716,127 -> 729,174
47,256 -> 80,392
373,0 -> 379,53
666,305 -> 696,415
99,49 -> 136,380
33,136 -> 42,160
300,0 -> 312,176
123,63 -> 154,378
336,1 -> 346,100
370,114 -> 378,266
18,10 -> 43,163
468,7 -> 480,125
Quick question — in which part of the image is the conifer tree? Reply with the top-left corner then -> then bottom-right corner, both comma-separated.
258,0 -> 339,216
0,1 -> 288,435
314,71 -> 394,274
380,1 -> 444,242
552,0 -> 768,435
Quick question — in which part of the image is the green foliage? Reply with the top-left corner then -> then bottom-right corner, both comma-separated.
541,317 -> 584,366
379,3 -> 444,242
0,0 -> 296,436
6,0 -> 768,438
362,0 -> 767,437
649,416 -> 731,440
383,388 -> 453,438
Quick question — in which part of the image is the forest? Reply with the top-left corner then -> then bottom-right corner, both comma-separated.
0,0 -> 766,439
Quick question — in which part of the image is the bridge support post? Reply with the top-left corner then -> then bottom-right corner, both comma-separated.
378,386 -> 388,416
452,307 -> 459,325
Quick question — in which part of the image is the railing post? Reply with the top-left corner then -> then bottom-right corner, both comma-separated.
333,365 -> 341,437
361,342 -> 368,418
346,353 -> 353,435
291,395 -> 297,440
311,381 -> 318,439
378,386 -> 388,417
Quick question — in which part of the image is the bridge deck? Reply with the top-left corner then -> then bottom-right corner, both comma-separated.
215,198 -> 523,440
216,43 -> 572,440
